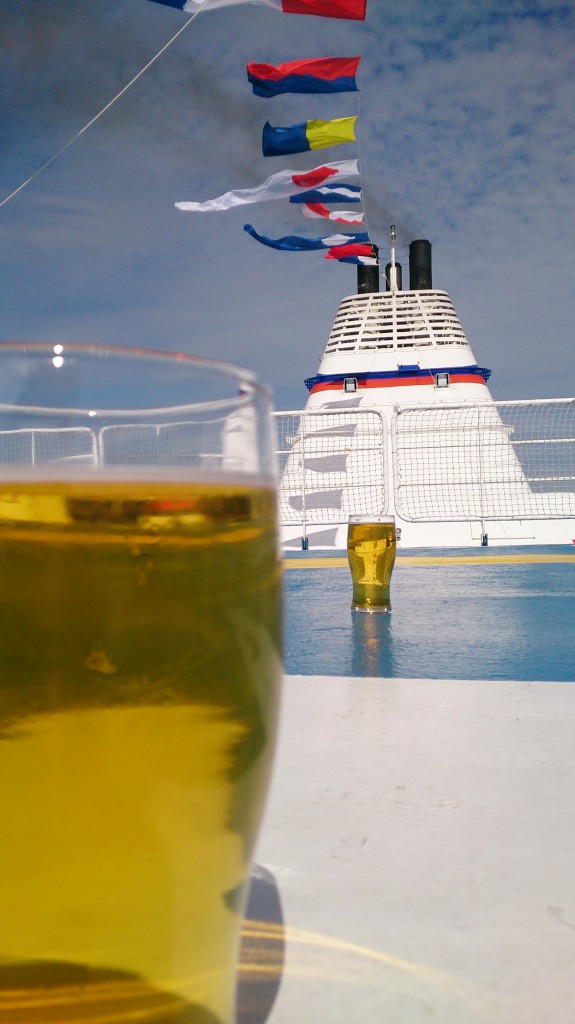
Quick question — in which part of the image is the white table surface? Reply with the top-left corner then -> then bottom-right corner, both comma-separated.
252,674 -> 575,1024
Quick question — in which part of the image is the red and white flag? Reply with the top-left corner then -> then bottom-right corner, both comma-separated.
148,0 -> 366,19
301,204 -> 365,225
176,160 -> 359,212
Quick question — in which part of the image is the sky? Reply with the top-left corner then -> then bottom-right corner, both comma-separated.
1,0 -> 574,411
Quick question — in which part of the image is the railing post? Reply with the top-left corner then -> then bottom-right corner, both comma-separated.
300,412 -> 308,550
390,407 -> 401,520
476,405 -> 488,545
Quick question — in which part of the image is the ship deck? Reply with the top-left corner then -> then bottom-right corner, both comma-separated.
243,548 -> 575,1024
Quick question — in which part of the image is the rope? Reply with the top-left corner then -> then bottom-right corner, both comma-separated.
355,82 -> 371,244
0,2 -> 210,210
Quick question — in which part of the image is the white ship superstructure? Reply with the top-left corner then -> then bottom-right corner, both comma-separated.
279,237 -> 575,548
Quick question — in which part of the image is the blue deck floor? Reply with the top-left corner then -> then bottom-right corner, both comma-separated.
283,548 -> 575,681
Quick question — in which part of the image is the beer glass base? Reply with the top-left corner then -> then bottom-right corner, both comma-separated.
351,603 -> 392,614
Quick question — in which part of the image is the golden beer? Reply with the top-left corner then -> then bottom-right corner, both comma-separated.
0,477 -> 282,1024
347,515 -> 397,613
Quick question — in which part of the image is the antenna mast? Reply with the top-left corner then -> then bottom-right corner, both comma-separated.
389,224 -> 398,292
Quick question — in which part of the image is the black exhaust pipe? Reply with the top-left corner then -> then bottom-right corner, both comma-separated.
385,261 -> 402,291
356,245 -> 379,294
409,239 -> 432,290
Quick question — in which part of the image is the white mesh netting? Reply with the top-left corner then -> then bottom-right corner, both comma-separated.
1,401 -> 573,527
275,409 -> 388,525
0,428 -> 98,465
275,399 -> 575,526
392,399 -> 575,521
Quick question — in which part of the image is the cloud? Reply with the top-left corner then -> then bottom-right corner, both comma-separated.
0,0 -> 574,409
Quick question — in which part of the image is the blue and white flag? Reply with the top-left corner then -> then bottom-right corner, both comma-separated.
243,224 -> 370,251
289,183 -> 362,204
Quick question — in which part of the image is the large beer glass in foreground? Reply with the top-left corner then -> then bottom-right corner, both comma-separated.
347,514 -> 397,613
0,344 -> 282,1024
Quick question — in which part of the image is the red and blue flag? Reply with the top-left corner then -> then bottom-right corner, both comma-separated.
325,242 -> 377,262
247,56 -> 360,98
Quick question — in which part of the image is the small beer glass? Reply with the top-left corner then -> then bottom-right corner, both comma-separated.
347,514 -> 397,613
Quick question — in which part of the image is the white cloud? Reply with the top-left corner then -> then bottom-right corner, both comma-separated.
0,0 -> 574,407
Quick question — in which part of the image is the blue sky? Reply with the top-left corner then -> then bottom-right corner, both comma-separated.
1,0 -> 574,409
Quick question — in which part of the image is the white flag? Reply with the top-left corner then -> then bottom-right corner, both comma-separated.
176,159 -> 359,212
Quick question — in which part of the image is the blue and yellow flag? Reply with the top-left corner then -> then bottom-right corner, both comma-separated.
262,117 -> 357,157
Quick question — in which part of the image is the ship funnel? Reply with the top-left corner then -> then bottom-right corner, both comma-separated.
356,244 -> 379,294
385,261 -> 402,291
357,264 -> 379,293
409,239 -> 432,290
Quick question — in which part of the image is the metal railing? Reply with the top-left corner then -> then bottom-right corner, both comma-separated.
0,427 -> 98,465
1,401 -> 573,528
275,398 -> 575,527
275,408 -> 388,525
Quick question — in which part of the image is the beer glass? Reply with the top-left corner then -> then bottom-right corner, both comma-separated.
0,344 -> 282,1024
347,514 -> 396,613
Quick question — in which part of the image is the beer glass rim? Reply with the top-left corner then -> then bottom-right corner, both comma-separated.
0,343 -> 276,479
0,342 -> 271,416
